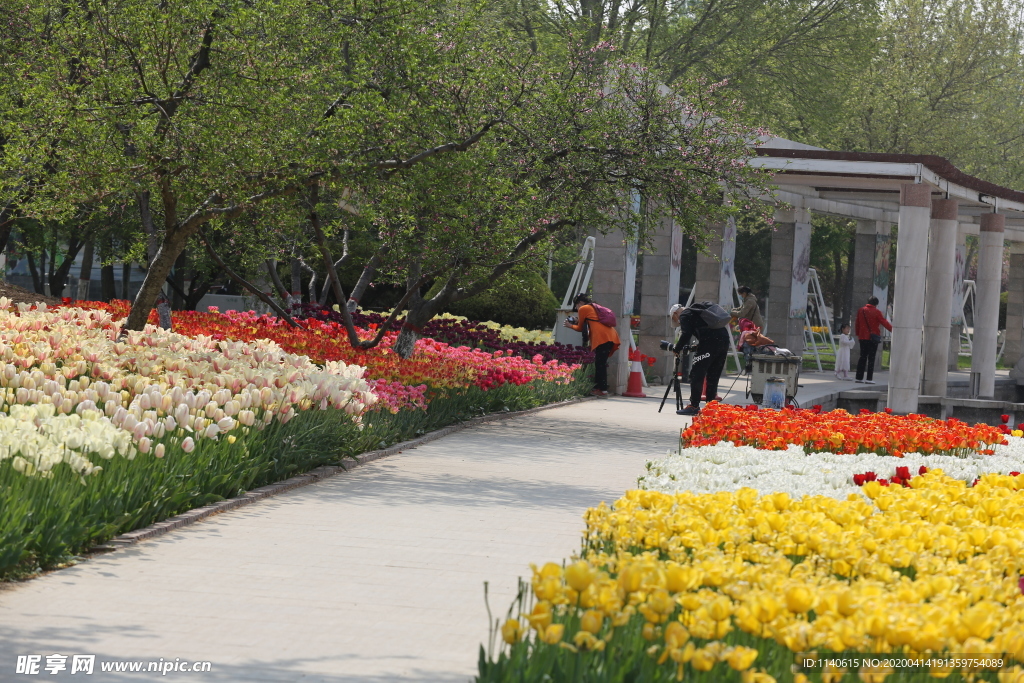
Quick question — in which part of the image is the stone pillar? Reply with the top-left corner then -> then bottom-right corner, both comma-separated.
921,199 -> 958,396
850,220 -> 890,373
692,220 -> 725,303
766,207 -> 811,355
949,225 -> 969,371
971,213 -> 1005,398
592,227 -> 635,395
888,184 -> 931,414
639,216 -> 683,382
1004,242 -> 1024,369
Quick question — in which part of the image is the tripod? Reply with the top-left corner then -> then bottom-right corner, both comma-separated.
658,351 -> 690,413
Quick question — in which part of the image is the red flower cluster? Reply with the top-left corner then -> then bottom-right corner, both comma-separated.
852,465 -> 928,488
682,403 -> 1007,456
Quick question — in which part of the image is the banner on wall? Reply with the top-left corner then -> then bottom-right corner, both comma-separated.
669,220 -> 682,307
872,233 -> 891,312
789,220 -> 812,319
718,216 -> 737,307
951,241 -> 966,325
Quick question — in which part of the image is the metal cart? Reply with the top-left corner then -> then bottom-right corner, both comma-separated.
748,354 -> 802,405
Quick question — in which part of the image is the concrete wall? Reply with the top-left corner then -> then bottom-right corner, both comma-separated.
638,216 -> 682,383
1005,247 -> 1024,367
592,228 -> 634,394
766,208 -> 808,355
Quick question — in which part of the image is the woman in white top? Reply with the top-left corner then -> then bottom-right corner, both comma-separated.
835,323 -> 856,379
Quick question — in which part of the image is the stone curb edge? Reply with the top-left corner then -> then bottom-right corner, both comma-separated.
92,394 -> 601,553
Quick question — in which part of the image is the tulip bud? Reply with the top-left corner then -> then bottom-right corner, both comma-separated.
154,443 -> 165,458
181,437 -> 195,453
204,423 -> 221,440
138,437 -> 152,454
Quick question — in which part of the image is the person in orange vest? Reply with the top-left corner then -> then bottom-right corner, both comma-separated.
564,294 -> 620,396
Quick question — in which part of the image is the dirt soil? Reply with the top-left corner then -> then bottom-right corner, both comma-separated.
0,281 -> 63,307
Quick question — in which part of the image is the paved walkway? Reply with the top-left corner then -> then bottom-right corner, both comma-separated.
2,366 -> 1005,681
0,398 -> 682,682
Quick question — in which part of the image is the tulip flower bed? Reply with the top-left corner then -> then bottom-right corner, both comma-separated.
77,301 -> 587,391
681,403 -> 1007,457
481,473 -> 1024,682
479,408 -> 1024,682
1,301 -> 589,579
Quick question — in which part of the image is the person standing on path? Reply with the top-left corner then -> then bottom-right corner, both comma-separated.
854,296 -> 891,384
672,302 -> 731,415
730,286 -> 764,329
835,323 -> 855,379
564,294 -> 620,396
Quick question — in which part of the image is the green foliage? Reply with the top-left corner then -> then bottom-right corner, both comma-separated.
0,371 -> 589,580
429,270 -> 559,330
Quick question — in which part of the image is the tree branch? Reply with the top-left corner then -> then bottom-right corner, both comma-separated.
198,228 -> 305,329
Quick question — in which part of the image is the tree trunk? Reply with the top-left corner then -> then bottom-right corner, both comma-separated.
100,236 -> 116,302
199,229 -> 302,327
123,230 -> 191,331
266,259 -> 290,301
392,299 -> 441,359
170,251 -> 187,309
48,237 -> 84,299
28,251 -> 42,293
77,240 -> 94,301
289,257 -> 303,306
349,246 -> 388,310
46,243 -> 56,296
307,186 -> 347,305
184,266 -> 219,311
0,207 -> 18,260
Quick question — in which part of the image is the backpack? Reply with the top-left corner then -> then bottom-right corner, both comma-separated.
591,303 -> 617,327
690,301 -> 731,329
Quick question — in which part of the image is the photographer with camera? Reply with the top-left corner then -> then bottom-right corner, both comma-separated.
563,293 -> 621,396
672,301 -> 731,416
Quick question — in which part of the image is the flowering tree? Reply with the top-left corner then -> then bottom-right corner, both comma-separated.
5,0 -> 774,353
335,64 -> 777,356
4,0 -> 536,330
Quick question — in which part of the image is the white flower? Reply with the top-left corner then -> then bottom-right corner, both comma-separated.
638,437 -> 1024,500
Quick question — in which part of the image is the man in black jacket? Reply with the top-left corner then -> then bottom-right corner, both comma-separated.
673,303 -> 730,416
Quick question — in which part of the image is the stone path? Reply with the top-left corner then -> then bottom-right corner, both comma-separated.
0,397 -> 683,682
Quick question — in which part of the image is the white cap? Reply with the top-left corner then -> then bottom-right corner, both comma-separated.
668,304 -> 684,316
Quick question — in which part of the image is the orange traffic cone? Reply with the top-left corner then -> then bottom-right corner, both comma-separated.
623,350 -> 647,398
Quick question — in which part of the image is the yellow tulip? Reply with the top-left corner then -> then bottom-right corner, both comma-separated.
708,595 -> 733,622
572,630 -> 605,651
664,621 -> 689,649
565,561 -> 595,592
725,645 -> 758,671
690,647 -> 717,672
579,609 -> 603,634
525,602 -> 552,631
539,623 -> 564,645
785,586 -> 813,614
500,619 -> 523,644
